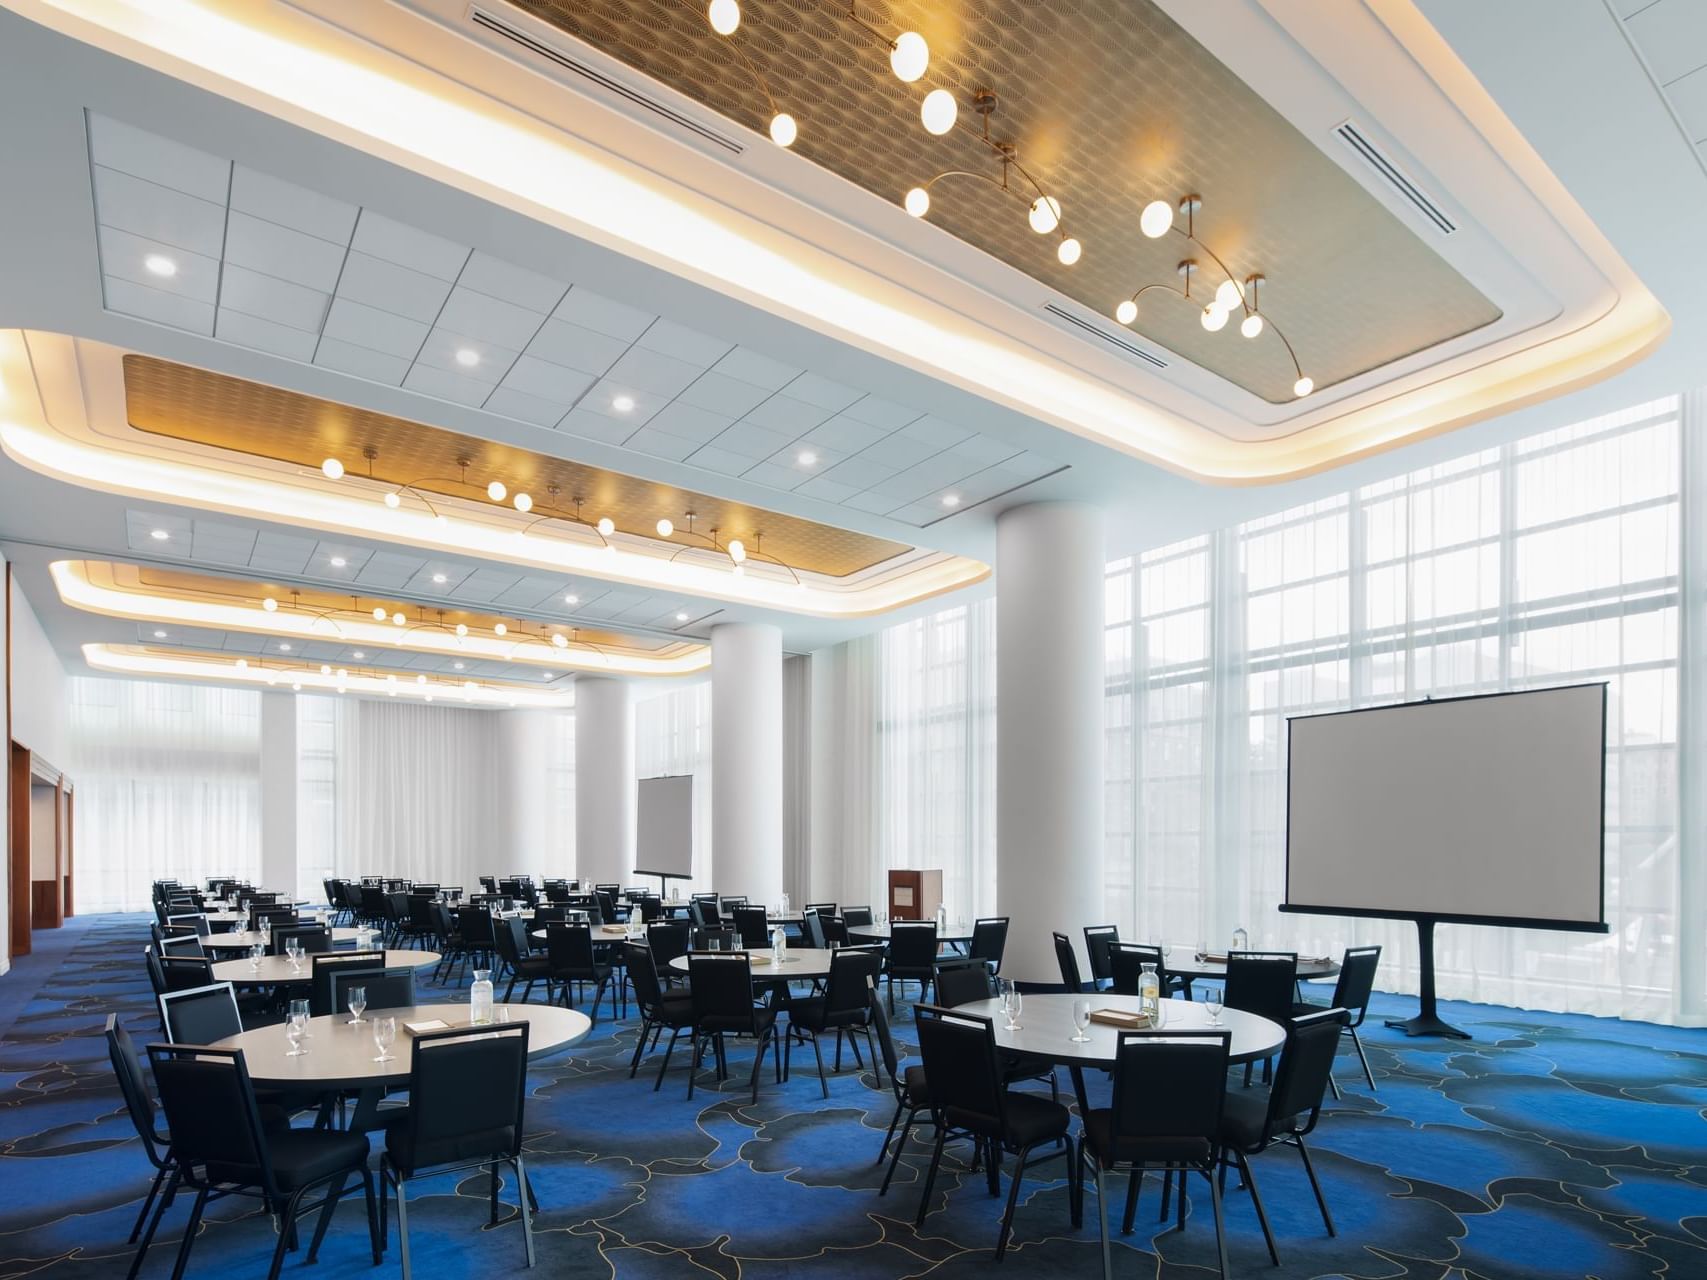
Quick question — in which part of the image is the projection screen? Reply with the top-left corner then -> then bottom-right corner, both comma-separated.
1283,684 -> 1607,931
635,775 -> 694,880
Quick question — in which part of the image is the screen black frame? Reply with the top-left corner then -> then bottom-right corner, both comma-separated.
1280,682 -> 1609,934
635,772 -> 694,882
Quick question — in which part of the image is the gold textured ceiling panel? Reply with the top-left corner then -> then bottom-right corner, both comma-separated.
122,356 -> 911,577
514,0 -> 1502,401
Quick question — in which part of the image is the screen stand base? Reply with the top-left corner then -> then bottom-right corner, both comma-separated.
1382,918 -> 1471,1040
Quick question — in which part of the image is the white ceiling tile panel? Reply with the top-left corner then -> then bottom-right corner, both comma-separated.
415,328 -> 514,383
402,364 -> 493,407
459,251 -> 569,314
839,395 -> 924,430
88,114 -> 230,204
223,210 -> 346,291
604,345 -> 706,398
215,309 -> 320,361
554,286 -> 653,340
321,297 -> 430,360
800,414 -> 888,454
313,336 -> 411,385
819,456 -> 897,489
710,421 -> 796,459
783,372 -> 862,412
500,354 -> 593,404
886,499 -> 952,526
495,576 -> 567,607
98,226 -> 220,301
900,415 -> 973,448
842,489 -> 904,515
636,318 -> 731,366
483,385 -> 569,428
742,393 -> 832,434
793,475 -> 861,503
945,434 -> 1023,467
351,210 -> 468,280
1625,0 -> 1707,85
93,166 -> 226,256
309,541 -> 372,572
741,461 -> 807,490
677,371 -> 775,417
219,264 -> 330,332
436,286 -> 550,350
624,428 -> 700,461
229,166 -> 358,244
335,251 -> 454,323
103,277 -> 216,335
560,409 -> 640,446
769,444 -> 847,474
990,451 -> 1061,483
711,346 -> 801,390
523,318 -> 630,377
452,568 -> 524,601
404,563 -> 474,594
681,445 -> 755,476
646,402 -> 737,444
1667,65 -> 1707,137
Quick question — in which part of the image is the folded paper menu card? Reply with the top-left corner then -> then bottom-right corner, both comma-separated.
403,1019 -> 451,1035
1197,953 -> 1229,964
600,925 -> 628,934
1088,1008 -> 1153,1029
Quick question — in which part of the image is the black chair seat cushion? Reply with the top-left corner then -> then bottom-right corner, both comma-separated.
785,996 -> 870,1032
512,957 -> 553,977
561,964 -> 612,982
210,1129 -> 369,1192
947,1091 -> 1069,1148
1217,1088 -> 1301,1150
654,993 -> 695,1025
699,1006 -> 777,1035
386,1122 -> 515,1175
902,1064 -> 928,1105
1082,1107 -> 1213,1166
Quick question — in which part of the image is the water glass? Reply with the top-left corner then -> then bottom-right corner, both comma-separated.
346,985 -> 367,1024
285,938 -> 303,971
1205,990 -> 1224,1027
1071,998 -> 1092,1042
288,997 -> 312,1038
372,1015 -> 397,1063
286,1010 -> 309,1057
248,942 -> 264,971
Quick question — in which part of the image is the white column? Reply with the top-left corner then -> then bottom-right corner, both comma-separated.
574,677 -> 635,885
996,501 -> 1106,985
712,622 -> 783,903
259,692 -> 298,896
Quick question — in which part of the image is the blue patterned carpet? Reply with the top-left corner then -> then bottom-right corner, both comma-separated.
1,914 -> 1703,1279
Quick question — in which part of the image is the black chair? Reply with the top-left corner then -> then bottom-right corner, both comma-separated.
805,902 -> 838,918
1053,931 -> 1088,993
886,920 -> 939,1012
310,951 -> 387,1017
430,903 -> 467,982
105,1015 -> 176,1251
1216,1008 -> 1348,1266
165,912 -> 210,937
689,899 -> 721,928
270,924 -> 332,957
379,1023 -> 534,1278
783,947 -> 883,1097
545,923 -> 614,1023
842,906 -> 874,928
1108,942 -> 1169,997
532,905 -> 566,927
157,950 -> 214,993
157,934 -> 206,959
647,921 -> 691,980
148,1043 -> 379,1280
910,1005 -> 1077,1259
692,925 -> 736,951
820,916 -> 850,946
330,968 -> 415,1014
720,895 -> 749,909
868,977 -> 928,1195
1223,952 -> 1298,1085
933,955 -> 994,1008
733,906 -> 771,950
458,905 -> 499,974
1075,1028 -> 1234,1280
968,916 -> 1010,975
624,942 -> 697,1089
494,916 -> 555,1003
802,911 -> 828,949
1294,945 -> 1382,1096
686,951 -> 780,1104
159,982 -> 242,1044
1083,925 -> 1120,988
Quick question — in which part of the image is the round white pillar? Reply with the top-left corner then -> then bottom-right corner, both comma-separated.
574,676 -> 635,886
711,622 -> 783,903
996,501 -> 1106,984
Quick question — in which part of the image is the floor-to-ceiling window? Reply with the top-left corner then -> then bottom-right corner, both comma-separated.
635,681 -> 713,891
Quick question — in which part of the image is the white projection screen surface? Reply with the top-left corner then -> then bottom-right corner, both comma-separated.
636,775 -> 693,880
1285,685 -> 1607,931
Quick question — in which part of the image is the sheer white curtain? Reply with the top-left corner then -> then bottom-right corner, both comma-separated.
69,677 -> 262,910
1106,395 -> 1696,1023
875,599 -> 998,923
808,636 -> 880,911
634,681 -> 713,891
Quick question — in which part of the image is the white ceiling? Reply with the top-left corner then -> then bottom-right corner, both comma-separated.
87,113 -> 1061,528
1615,0 -> 1707,163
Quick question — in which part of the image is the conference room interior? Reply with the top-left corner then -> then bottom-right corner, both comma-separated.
0,1 -> 1703,1277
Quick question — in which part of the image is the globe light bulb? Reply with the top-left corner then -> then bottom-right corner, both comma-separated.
727,538 -> 747,563
236,658 -> 248,670
372,606 -> 387,621
494,623 -> 507,637
320,457 -> 344,480
486,480 -> 506,502
1115,299 -> 1138,325
1056,236 -> 1082,265
392,611 -> 406,626
921,89 -> 957,136
417,674 -> 427,685
1139,199 -> 1174,239
769,112 -> 797,148
292,682 -> 302,692
513,492 -> 532,513
707,0 -> 739,36
597,517 -> 616,537
455,623 -> 468,637
1214,279 -> 1242,311
1201,304 -> 1230,332
320,664 -> 331,675
904,186 -> 930,218
262,597 -> 278,612
890,31 -> 928,83
1294,375 -> 1315,398
383,491 -> 400,509
1241,312 -> 1264,339
656,518 -> 674,537
1028,195 -> 1061,235
552,634 -> 568,648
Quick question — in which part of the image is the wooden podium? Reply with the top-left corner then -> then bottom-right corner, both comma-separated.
886,868 -> 943,921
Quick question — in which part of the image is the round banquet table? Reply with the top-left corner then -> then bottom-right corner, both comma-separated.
212,1001 -> 591,1130
211,949 -> 440,986
955,994 -> 1287,1116
1160,948 -> 1339,997
203,927 -> 365,950
848,924 -> 976,948
668,946 -> 842,982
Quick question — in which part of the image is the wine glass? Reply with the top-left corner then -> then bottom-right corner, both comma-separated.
1205,989 -> 1224,1027
1008,989 -> 1023,1031
285,937 -> 303,972
372,1015 -> 397,1063
1071,998 -> 1092,1043
248,942 -> 264,972
346,985 -> 367,1025
997,977 -> 1015,1028
285,1009 -> 309,1057
288,997 -> 312,1038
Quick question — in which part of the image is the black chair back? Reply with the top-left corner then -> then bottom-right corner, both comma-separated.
595,890 -> 620,922
914,1005 -> 1006,1138
311,951 -> 387,1016
547,922 -> 598,972
106,1014 -> 166,1158
1104,1028 -> 1231,1165
147,1044 -> 274,1191
460,905 -> 497,948
822,947 -> 884,1016
888,920 -> 938,970
968,917 -> 1009,969
733,906 -> 771,949
270,924 -> 331,957
687,951 -> 760,1030
166,913 -> 211,937
934,956 -> 994,1007
689,899 -> 721,928
821,916 -> 850,946
805,903 -> 838,918
1330,946 -> 1382,1024
393,1022 -> 529,1175
647,921 -> 691,970
159,982 -> 241,1044
1052,931 -> 1083,991
638,896 -> 663,923
802,911 -> 828,949
692,926 -> 736,950
493,915 -> 526,969
866,976 -> 901,1090
331,968 -> 415,1013
1261,1008 -> 1347,1140
624,942 -> 667,1013
533,905 -> 566,926
1083,925 -> 1120,983
842,906 -> 874,928
1108,942 -> 1168,996
159,954 -> 214,992
1224,951 -> 1299,1023
251,906 -> 298,931
158,934 -> 206,958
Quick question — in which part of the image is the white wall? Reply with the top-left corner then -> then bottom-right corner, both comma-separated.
4,566 -> 69,970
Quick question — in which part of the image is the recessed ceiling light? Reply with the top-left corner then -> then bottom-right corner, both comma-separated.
149,529 -> 170,541
941,493 -> 961,507
564,594 -> 579,605
152,629 -> 166,639
278,642 -> 291,651
611,394 -> 635,413
329,555 -> 347,568
143,254 -> 177,278
454,661 -> 464,670
456,348 -> 481,368
352,651 -> 365,659
797,450 -> 818,467
432,572 -> 447,584
675,611 -> 690,622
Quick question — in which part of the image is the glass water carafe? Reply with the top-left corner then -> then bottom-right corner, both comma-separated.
471,968 -> 494,1025
1138,961 -> 1160,1021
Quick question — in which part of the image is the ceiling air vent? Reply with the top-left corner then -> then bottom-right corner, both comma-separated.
1335,121 -> 1456,236
1042,303 -> 1169,370
468,7 -> 746,155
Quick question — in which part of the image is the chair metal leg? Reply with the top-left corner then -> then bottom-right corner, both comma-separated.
1121,1167 -> 1141,1234
1350,1024 -> 1377,1090
265,1191 -> 302,1280
1295,1136 -> 1336,1235
655,1027 -> 684,1092
914,1128 -> 948,1226
1236,1150 -> 1279,1266
128,1167 -> 179,1280
168,1186 -> 208,1280
1176,1167 -> 1188,1231
129,1164 -> 169,1243
1094,1163 -> 1112,1280
995,1142 -> 1031,1259
811,1032 -> 829,1099
1208,1168 -> 1230,1280
984,1138 -> 1001,1197
304,1170 -> 349,1263
396,1177 -> 413,1280
361,1168 -> 382,1263
878,1106 -> 917,1196
877,1098 -> 906,1165
748,1029 -> 770,1103
1159,1162 -> 1172,1222
514,1156 -> 537,1268
629,1017 -> 652,1077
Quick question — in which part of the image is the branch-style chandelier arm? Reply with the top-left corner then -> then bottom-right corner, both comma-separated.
741,544 -> 804,586
673,0 -> 794,144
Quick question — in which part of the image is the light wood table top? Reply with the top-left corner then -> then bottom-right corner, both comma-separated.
203,927 -> 366,950
211,949 -> 440,985
952,994 -> 1285,1067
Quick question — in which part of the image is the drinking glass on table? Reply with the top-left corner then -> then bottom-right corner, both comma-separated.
285,1008 -> 309,1057
248,942 -> 264,972
1071,998 -> 1092,1042
288,997 -> 312,1038
372,1015 -> 397,1063
285,937 -> 303,971
1205,989 -> 1224,1027
346,985 -> 367,1025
